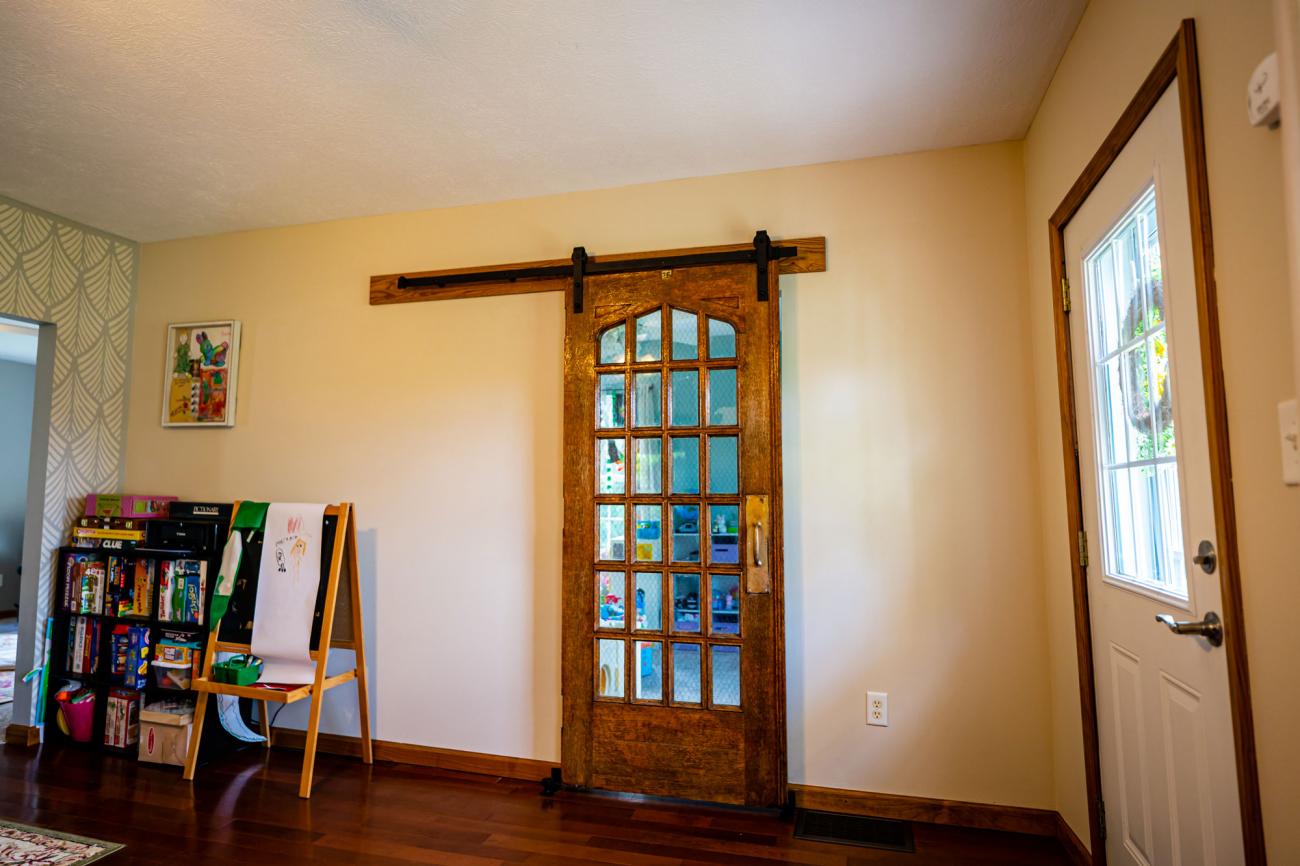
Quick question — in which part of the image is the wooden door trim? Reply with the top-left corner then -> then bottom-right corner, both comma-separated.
1047,19 -> 1265,864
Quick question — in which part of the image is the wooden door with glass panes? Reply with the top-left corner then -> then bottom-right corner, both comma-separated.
562,262 -> 784,806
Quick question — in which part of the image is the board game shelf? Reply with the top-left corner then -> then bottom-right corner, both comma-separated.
46,541 -> 223,754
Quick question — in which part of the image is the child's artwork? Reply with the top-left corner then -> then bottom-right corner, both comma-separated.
162,320 -> 240,427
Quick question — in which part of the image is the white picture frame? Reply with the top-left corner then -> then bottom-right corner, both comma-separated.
161,320 -> 241,428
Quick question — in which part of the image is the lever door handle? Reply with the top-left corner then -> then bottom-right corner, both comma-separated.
1155,610 -> 1223,647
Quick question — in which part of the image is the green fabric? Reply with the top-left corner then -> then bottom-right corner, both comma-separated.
209,501 -> 268,630
232,500 -> 269,530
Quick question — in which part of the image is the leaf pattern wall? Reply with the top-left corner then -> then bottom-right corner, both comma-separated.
0,196 -> 138,722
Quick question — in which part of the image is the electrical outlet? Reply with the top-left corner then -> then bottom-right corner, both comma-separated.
867,691 -> 888,727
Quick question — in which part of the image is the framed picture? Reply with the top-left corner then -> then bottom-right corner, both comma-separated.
161,320 -> 241,427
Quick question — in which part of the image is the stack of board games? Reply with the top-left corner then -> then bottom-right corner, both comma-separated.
110,624 -> 150,689
84,494 -> 175,519
60,553 -> 106,614
106,558 -> 155,619
158,559 -> 207,625
104,688 -> 141,748
65,616 -> 103,675
71,515 -> 147,549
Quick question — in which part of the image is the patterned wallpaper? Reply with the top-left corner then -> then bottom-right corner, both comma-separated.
0,196 -> 137,724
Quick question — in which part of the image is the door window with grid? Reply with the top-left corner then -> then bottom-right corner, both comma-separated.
1082,186 -> 1187,598
592,306 -> 744,709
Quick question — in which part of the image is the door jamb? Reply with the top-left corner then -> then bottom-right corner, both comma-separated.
1047,19 -> 1265,865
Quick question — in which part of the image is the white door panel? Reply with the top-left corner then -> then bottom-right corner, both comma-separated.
1109,643 -> 1154,865
1066,84 -> 1243,866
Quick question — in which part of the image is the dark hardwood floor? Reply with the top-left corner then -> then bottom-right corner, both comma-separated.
0,743 -> 1071,864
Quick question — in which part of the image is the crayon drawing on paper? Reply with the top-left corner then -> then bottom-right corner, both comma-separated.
162,320 -> 241,427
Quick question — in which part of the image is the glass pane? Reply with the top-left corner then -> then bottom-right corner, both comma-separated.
711,645 -> 740,707
671,504 -> 700,563
634,572 -> 662,631
708,368 -> 737,426
600,324 -> 626,364
1139,193 -> 1164,327
633,437 -> 662,495
710,574 -> 741,635
597,571 -> 625,629
596,438 -> 625,494
597,504 -> 625,562
671,643 -> 701,703
671,309 -> 698,360
671,573 -> 701,633
597,639 -> 625,699
635,310 -> 662,362
671,437 -> 700,494
1155,462 -> 1186,580
1094,356 -> 1137,466
709,505 -> 740,564
1104,466 -> 1161,585
634,504 -> 662,562
1088,241 -> 1122,359
1151,332 -> 1175,457
708,318 -> 736,359
633,372 -> 661,428
597,374 -> 625,429
670,370 -> 699,427
1083,185 -> 1185,599
634,640 -> 663,701
709,435 -> 738,494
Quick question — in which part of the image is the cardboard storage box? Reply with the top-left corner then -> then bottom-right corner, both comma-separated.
138,701 -> 194,766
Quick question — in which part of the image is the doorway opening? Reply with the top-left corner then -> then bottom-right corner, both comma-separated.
0,315 -> 41,738
1047,20 -> 1264,865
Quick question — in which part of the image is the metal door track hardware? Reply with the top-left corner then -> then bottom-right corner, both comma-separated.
1155,610 -> 1223,647
398,230 -> 797,314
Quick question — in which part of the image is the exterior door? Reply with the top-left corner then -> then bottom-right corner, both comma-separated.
561,261 -> 785,807
1066,85 -> 1244,865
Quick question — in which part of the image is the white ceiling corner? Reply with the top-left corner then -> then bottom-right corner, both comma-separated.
0,0 -> 1085,242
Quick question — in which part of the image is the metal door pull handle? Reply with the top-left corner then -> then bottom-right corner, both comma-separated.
1155,611 -> 1223,647
754,520 -> 765,568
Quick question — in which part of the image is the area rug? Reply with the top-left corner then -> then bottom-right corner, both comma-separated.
0,821 -> 121,865
0,618 -> 17,665
0,671 -> 12,705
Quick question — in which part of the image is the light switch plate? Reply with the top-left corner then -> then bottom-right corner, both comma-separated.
1279,400 -> 1299,485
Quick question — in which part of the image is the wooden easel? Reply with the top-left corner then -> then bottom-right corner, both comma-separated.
182,501 -> 372,798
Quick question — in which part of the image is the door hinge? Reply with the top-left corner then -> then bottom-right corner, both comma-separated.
1061,276 -> 1072,313
1077,530 -> 1089,568
1098,798 -> 1107,841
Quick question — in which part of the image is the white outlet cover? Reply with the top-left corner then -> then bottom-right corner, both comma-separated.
867,691 -> 889,727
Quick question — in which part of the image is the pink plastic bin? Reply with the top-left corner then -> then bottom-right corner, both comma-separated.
58,694 -> 96,742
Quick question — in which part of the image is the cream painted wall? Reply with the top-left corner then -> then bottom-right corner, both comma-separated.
125,142 -> 1056,808
1023,0 -> 1300,857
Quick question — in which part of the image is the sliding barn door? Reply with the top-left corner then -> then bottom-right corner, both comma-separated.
561,262 -> 785,806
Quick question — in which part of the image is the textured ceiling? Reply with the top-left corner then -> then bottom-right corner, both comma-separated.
0,1 -> 1084,242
